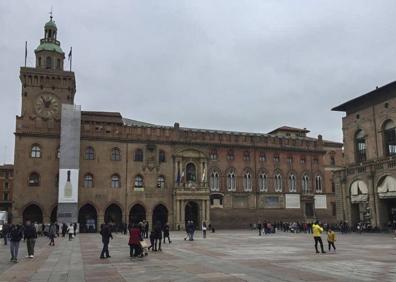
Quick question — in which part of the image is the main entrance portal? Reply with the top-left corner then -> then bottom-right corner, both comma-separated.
185,201 -> 199,228
129,204 -> 146,224
152,204 -> 168,228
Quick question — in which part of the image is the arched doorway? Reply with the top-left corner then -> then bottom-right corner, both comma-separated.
185,201 -> 199,228
105,204 -> 123,231
78,204 -> 97,233
50,206 -> 58,223
129,204 -> 146,225
152,204 -> 168,228
23,204 -> 43,224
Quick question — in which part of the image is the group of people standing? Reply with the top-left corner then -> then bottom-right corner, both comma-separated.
2,221 -> 37,263
99,221 -> 172,259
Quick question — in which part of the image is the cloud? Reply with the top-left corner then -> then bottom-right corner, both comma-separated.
1,0 -> 396,163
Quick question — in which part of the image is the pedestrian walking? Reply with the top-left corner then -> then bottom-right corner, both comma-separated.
9,224 -> 23,263
100,223 -> 113,259
184,221 -> 191,240
312,220 -> 326,254
24,220 -> 37,258
153,221 -> 162,251
145,221 -> 149,239
3,223 -> 9,245
67,223 -> 74,241
128,223 -> 143,258
73,222 -> 77,236
48,223 -> 56,246
163,222 -> 171,243
202,222 -> 207,239
61,223 -> 67,237
327,228 -> 336,252
257,222 -> 262,236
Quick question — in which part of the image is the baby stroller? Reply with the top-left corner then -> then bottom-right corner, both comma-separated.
140,239 -> 149,256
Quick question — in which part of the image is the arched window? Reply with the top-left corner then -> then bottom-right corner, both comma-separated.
28,172 -> 40,186
209,149 -> 218,160
157,175 -> 165,188
384,120 -> 396,156
289,174 -> 297,192
227,149 -> 234,161
159,150 -> 166,162
243,151 -> 250,161
227,170 -> 236,191
315,175 -> 323,193
302,174 -> 309,194
84,146 -> 95,160
274,173 -> 282,192
38,57 -> 42,67
56,59 -> 61,70
210,171 -> 220,191
31,145 -> 41,158
111,174 -> 120,188
259,152 -> 266,162
111,147 -> 121,161
84,174 -> 94,188
134,175 -> 144,188
355,130 -> 367,162
243,171 -> 252,191
46,56 -> 52,69
259,173 -> 267,192
134,149 -> 143,162
186,163 -> 196,182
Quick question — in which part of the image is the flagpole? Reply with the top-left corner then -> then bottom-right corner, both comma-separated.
24,41 -> 27,67
69,47 -> 72,71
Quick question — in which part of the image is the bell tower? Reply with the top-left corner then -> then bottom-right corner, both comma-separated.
35,15 -> 65,71
19,16 -> 75,121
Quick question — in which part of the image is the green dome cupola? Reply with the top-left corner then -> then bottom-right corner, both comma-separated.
35,16 -> 65,70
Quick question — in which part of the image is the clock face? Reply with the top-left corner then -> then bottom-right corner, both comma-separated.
34,93 -> 60,119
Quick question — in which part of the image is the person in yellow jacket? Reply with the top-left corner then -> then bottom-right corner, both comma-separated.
312,220 -> 326,254
327,228 -> 336,252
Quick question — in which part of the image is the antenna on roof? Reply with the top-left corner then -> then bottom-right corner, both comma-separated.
49,6 -> 53,20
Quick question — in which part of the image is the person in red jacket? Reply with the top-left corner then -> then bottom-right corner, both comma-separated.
129,223 -> 143,258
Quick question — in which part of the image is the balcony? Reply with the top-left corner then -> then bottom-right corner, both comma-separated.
346,157 -> 396,176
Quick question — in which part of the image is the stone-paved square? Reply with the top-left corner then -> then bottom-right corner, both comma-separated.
0,230 -> 395,282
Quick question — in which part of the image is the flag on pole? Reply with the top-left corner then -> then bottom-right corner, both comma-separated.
24,41 -> 27,67
68,47 -> 72,71
201,167 -> 206,183
180,170 -> 185,183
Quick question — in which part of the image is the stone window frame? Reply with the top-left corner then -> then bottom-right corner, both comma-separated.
134,149 -> 144,162
315,175 -> 323,193
288,173 -> 297,193
243,150 -> 250,161
258,172 -> 268,192
31,144 -> 41,158
209,149 -> 218,161
28,172 -> 40,186
159,150 -> 166,163
157,175 -> 165,189
383,119 -> 396,156
111,174 -> 121,188
134,174 -> 144,188
302,174 -> 310,194
259,152 -> 266,162
274,172 -> 283,192
243,170 -> 253,191
209,170 -> 220,192
84,146 -> 95,161
227,149 -> 235,161
84,173 -> 94,188
355,129 -> 367,162
111,147 -> 121,161
226,169 -> 236,191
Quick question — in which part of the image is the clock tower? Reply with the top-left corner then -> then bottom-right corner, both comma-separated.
19,16 -> 75,121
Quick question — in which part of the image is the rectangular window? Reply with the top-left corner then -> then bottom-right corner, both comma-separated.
3,192 -> 9,201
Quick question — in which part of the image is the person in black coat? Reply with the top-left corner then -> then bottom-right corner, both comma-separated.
153,222 -> 162,251
9,224 -> 23,263
100,223 -> 113,259
3,223 -> 9,245
163,223 -> 171,243
23,221 -> 37,258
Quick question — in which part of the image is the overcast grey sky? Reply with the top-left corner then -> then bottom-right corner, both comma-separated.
1,0 -> 396,164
